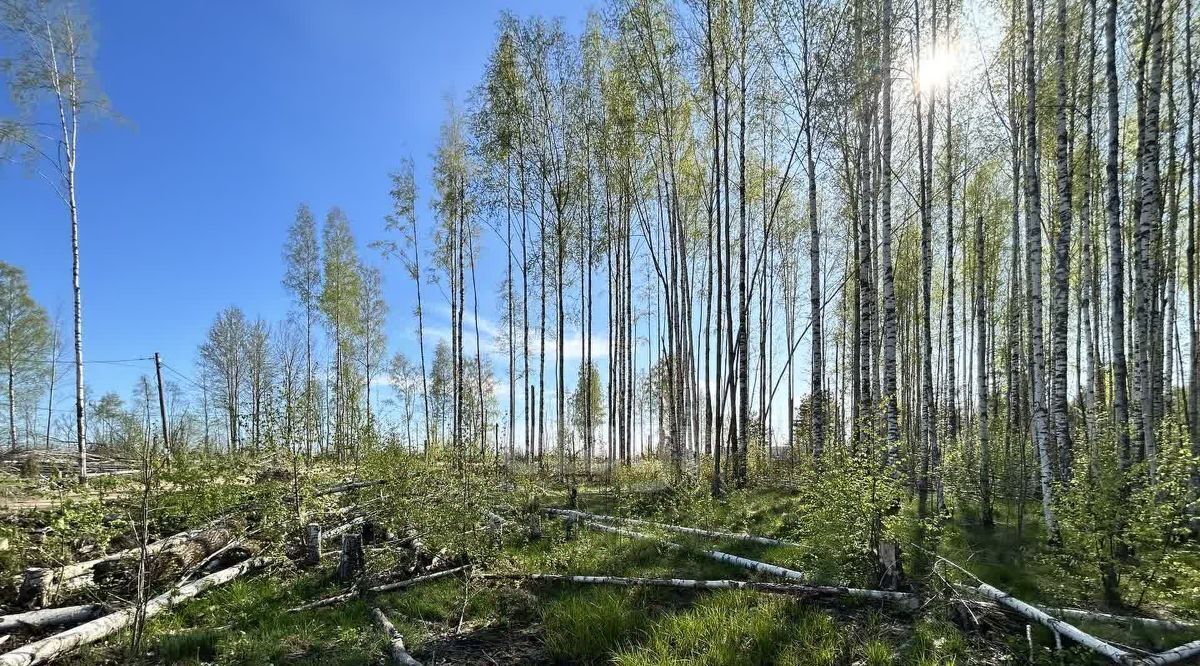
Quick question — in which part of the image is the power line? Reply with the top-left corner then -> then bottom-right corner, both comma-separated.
23,357 -> 155,366
160,362 -> 206,391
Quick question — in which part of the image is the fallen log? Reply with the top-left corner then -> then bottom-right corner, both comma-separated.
18,528 -> 235,608
479,573 -> 920,608
287,564 -> 471,612
0,557 -> 276,666
1034,606 -> 1198,633
0,606 -> 105,633
95,528 -> 235,589
370,607 -> 422,666
577,520 -> 806,580
546,508 -> 798,547
314,480 -> 386,497
1141,640 -> 1200,666
969,583 -> 1133,664
564,519 -> 914,606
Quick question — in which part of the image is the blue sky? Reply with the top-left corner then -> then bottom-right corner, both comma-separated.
1,1 -> 597,425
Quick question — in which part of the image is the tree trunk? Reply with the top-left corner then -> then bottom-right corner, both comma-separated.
976,213 -> 993,526
1105,0 -> 1131,467
1050,0 -> 1074,481
1025,0 -> 1059,539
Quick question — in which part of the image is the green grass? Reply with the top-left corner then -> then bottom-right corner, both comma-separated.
60,483 -> 1198,665
542,587 -> 648,662
612,590 -> 797,665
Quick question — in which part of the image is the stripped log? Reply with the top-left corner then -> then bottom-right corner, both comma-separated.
1034,606 -> 1198,632
0,605 -> 104,633
314,480 -> 386,497
370,607 -> 422,666
288,565 -> 471,612
546,508 -> 799,547
0,557 -> 275,666
1141,640 -> 1200,666
18,528 -> 235,608
576,520 -> 811,582
969,583 -> 1133,664
479,573 -> 920,608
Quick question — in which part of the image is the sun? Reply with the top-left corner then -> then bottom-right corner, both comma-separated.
919,47 -> 958,93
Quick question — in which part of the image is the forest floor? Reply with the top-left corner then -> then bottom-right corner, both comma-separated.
2,457 -> 1198,665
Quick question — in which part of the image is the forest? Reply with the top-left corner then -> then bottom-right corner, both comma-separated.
1,0 -> 1199,662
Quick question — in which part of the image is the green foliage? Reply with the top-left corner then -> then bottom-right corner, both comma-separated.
0,260 -> 52,443
1054,416 -> 1200,610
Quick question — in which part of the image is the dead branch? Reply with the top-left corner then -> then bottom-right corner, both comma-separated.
371,607 -> 422,666
287,564 -> 471,613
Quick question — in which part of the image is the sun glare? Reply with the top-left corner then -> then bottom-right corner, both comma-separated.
918,47 -> 959,93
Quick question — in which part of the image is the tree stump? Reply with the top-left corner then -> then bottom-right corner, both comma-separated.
17,568 -> 55,609
362,520 -> 387,545
337,534 -> 364,582
304,523 -> 322,567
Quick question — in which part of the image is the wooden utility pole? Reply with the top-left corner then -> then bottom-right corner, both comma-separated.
154,353 -> 169,455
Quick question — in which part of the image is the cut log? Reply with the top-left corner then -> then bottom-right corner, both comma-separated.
287,564 -> 471,612
479,573 -> 920,608
95,528 -> 234,589
1141,640 -> 1200,666
179,538 -> 255,582
337,534 -> 365,582
546,508 -> 799,547
370,607 -> 422,666
0,557 -> 275,666
18,528 -> 235,608
0,605 -> 105,633
970,583 -> 1132,664
314,480 -> 386,497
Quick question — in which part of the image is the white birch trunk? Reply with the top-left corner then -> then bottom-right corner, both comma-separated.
480,573 -> 919,607
545,508 -> 798,547
0,605 -> 104,633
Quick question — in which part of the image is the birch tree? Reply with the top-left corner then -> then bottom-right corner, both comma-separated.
1,0 -> 106,479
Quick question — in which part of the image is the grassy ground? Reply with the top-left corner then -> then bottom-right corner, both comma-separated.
5,460 -> 1197,665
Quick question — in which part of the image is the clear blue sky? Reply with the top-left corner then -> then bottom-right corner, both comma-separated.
2,1 -> 595,415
